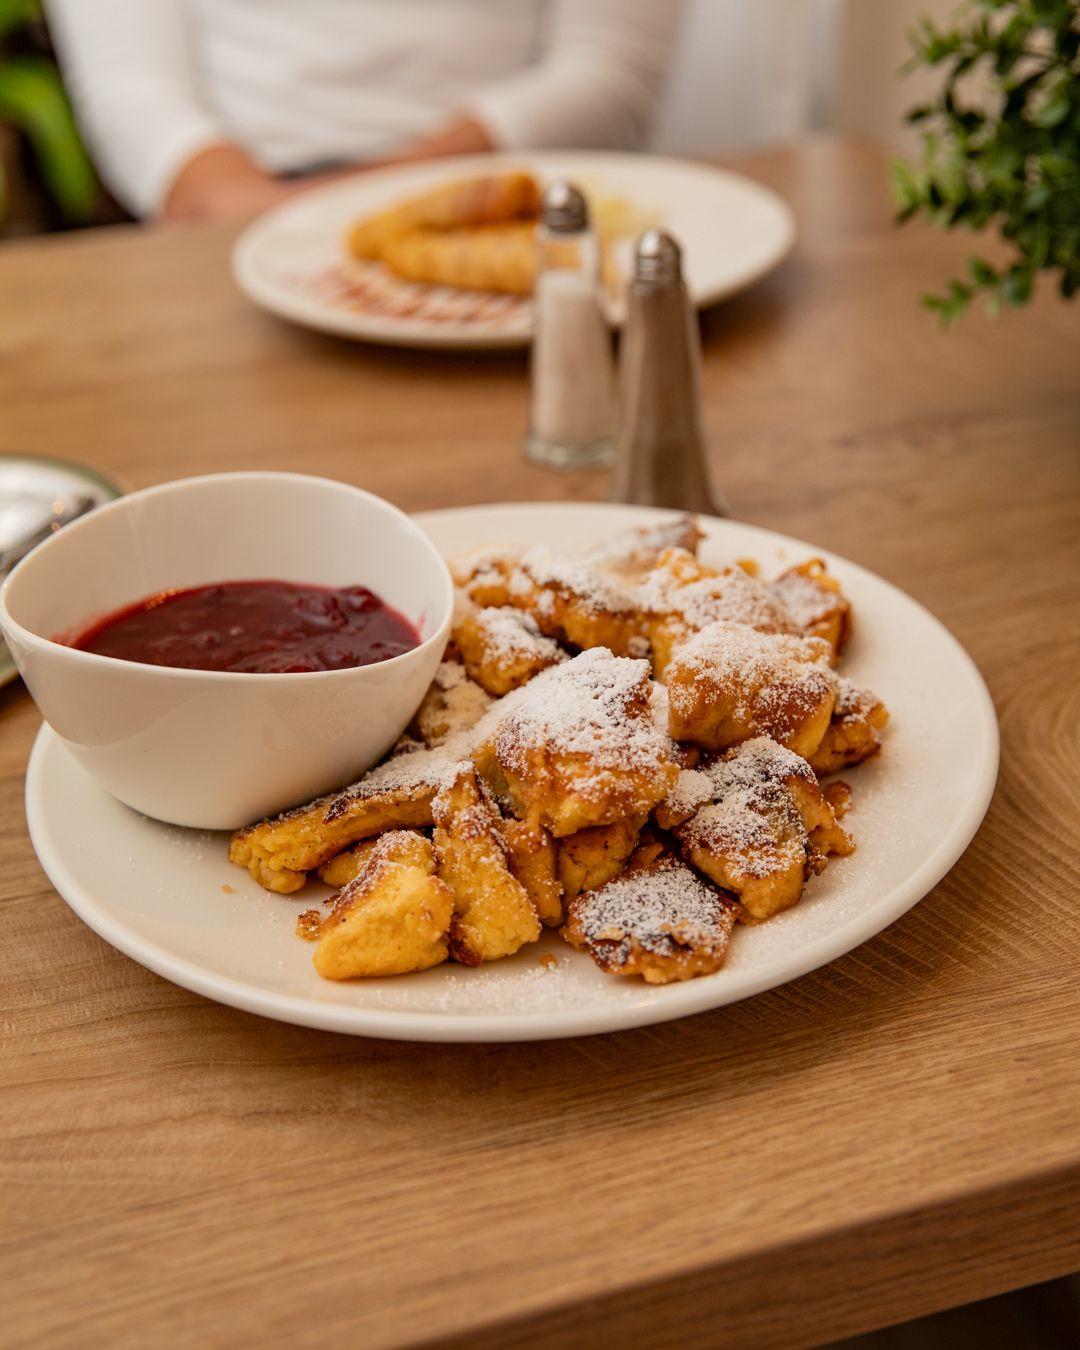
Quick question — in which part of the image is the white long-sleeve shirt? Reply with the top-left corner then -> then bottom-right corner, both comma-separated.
46,0 -> 682,218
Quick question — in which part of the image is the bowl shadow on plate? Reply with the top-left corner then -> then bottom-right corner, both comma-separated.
170,833 -> 991,1127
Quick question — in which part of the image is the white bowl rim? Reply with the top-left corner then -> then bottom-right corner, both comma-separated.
0,470 -> 454,684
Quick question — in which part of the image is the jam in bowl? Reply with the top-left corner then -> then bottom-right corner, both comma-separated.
0,472 -> 453,830
68,579 -> 421,674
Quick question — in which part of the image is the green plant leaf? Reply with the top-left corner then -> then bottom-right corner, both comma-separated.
1031,77 -> 1072,126
896,0 -> 1080,324
0,0 -> 39,39
0,56 -> 98,220
1003,263 -> 1034,304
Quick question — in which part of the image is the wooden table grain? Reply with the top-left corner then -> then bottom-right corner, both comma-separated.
2,137 -> 1078,1350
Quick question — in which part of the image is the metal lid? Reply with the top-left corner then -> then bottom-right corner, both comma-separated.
540,181 -> 589,234
634,229 -> 683,286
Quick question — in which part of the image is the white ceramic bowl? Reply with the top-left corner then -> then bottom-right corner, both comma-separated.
0,472 -> 453,829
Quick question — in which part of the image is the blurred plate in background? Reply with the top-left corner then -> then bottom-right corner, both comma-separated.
232,151 -> 795,349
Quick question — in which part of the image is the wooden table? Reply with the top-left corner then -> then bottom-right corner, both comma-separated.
2,137 -> 1078,1350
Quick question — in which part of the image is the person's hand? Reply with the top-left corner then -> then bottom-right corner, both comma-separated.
160,114 -> 495,224
160,143 -> 298,223
376,113 -> 495,167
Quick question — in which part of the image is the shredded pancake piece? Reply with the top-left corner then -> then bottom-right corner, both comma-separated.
583,514 -> 703,586
451,546 -> 523,609
563,843 -> 739,983
556,816 -> 646,902
409,660 -> 494,747
770,558 -> 852,658
807,677 -> 889,774
471,647 -> 677,837
506,547 -> 642,655
433,767 -> 541,964
454,606 -> 566,696
639,548 -> 798,676
314,831 -> 455,979
665,620 -> 837,758
228,742 -> 468,892
501,818 -> 564,927
672,737 -> 853,921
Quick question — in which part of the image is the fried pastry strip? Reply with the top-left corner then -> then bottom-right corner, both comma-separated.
228,748 -> 461,893
382,221 -> 537,295
346,172 -> 539,260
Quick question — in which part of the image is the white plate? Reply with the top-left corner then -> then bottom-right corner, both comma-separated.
0,454 -> 121,687
25,503 -> 998,1042
232,152 -> 795,349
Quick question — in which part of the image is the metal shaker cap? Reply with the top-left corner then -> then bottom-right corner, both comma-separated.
634,229 -> 683,286
541,181 -> 589,233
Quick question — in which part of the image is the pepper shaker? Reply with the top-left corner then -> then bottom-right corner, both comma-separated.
524,181 -> 615,471
610,229 -> 729,516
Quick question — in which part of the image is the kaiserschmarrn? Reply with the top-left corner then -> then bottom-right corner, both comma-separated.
229,515 -> 888,984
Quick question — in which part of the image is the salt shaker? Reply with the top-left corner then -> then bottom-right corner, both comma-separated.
610,229 -> 729,516
524,182 -> 615,471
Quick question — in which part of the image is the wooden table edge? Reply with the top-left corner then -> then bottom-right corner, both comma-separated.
415,1160 -> 1080,1350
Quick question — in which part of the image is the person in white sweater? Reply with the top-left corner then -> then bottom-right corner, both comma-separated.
45,0 -> 683,223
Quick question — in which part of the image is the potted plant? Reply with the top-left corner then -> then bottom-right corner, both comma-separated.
893,0 -> 1080,323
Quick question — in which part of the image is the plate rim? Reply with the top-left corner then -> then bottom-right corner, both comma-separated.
0,454 -> 123,688
231,150 -> 796,350
24,503 -> 999,1042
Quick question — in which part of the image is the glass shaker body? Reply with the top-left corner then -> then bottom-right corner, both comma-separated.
524,214 -> 616,472
611,231 -> 728,516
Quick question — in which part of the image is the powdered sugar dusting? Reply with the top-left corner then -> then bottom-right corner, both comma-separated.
664,767 -> 714,820
451,544 -> 522,585
584,515 -> 702,577
835,676 -> 880,720
639,554 -> 796,634
490,648 -> 670,791
571,855 -> 735,963
468,607 -> 566,665
434,660 -> 469,691
676,737 -> 816,876
667,620 -> 837,740
518,546 -> 636,614
771,568 -> 838,631
324,743 -> 469,820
